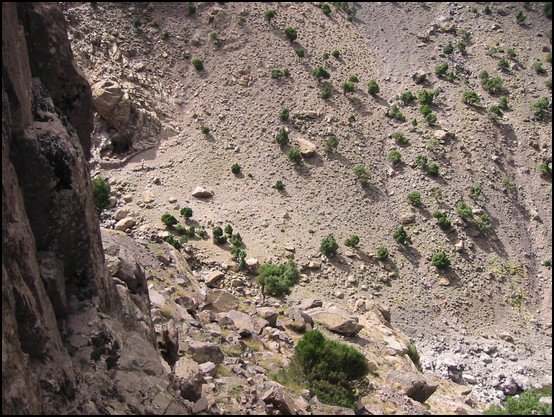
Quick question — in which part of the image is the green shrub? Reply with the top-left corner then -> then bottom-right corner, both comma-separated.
344,235 -> 360,248
431,251 -> 451,268
432,211 -> 451,229
458,41 -> 467,55
435,62 -> 449,77
415,155 -> 428,168
376,246 -> 389,260
418,89 -> 436,105
341,82 -> 356,94
516,10 -> 527,24
457,28 -> 472,40
399,91 -> 415,104
545,2 -> 552,18
257,259 -> 300,297
284,27 -> 298,41
321,3 -> 332,14
393,226 -> 412,245
456,201 -> 474,219
482,77 -> 503,94
192,58 -> 204,70
320,234 -> 339,256
479,70 -> 490,80
231,163 -> 242,174
187,4 -> 196,15
212,226 -> 227,244
324,135 -> 339,153
312,66 -> 331,82
387,104 -> 406,121
406,341 -> 421,368
462,91 -> 481,105
532,61 -> 546,74
488,105 -> 504,119
229,233 -> 243,247
349,74 -> 359,83
321,86 -> 332,99
323,52 -> 330,59
498,58 -> 510,70
288,148 -> 302,163
469,184 -> 483,201
274,180 -> 285,190
507,48 -> 517,58
443,42 -> 454,54
180,207 -> 193,220
280,108 -> 290,121
419,104 -> 432,116
476,213 -> 493,233
368,80 -> 380,95
295,48 -> 305,58
425,113 -> 437,125
427,163 -> 440,176
392,132 -> 409,144
499,97 -> 509,110
289,330 -> 369,408
531,98 -> 550,120
209,32 -> 219,42
332,49 -> 341,58
483,389 -> 552,415
353,165 -> 371,185
165,234 -> 181,250
275,127 -> 289,146
161,213 -> 178,227
132,18 -> 141,28
264,9 -> 276,21
200,125 -> 210,134
92,177 -> 111,213
161,31 -> 169,40
348,115 -> 356,123
407,191 -> 422,207
387,150 -> 402,164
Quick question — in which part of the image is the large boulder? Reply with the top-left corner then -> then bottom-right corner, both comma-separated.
91,79 -> 161,154
384,370 -> 438,403
309,311 -> 364,336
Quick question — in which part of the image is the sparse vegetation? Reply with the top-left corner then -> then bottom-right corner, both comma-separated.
433,211 -> 451,229
344,235 -> 360,248
284,27 -> 298,41
288,148 -> 302,163
393,226 -> 412,245
456,201 -> 474,219
324,135 -> 339,153
377,246 -> 389,260
407,191 -> 422,207
275,127 -> 289,146
531,98 -> 550,120
180,207 -> 193,220
353,165 -> 371,185
462,91 -> 481,105
341,81 -> 356,94
320,234 -> 339,256
367,80 -> 380,95
312,66 -> 331,82
387,150 -> 402,164
192,58 -> 204,70
483,388 -> 552,415
280,108 -> 290,121
161,213 -> 178,227
92,177 -> 111,213
274,330 -> 369,409
431,251 -> 451,268
257,259 -> 300,297
231,163 -> 242,174
263,9 -> 276,21
387,104 -> 406,121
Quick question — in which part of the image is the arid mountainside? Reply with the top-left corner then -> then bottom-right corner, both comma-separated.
64,0 -> 552,397
2,1 -> 551,415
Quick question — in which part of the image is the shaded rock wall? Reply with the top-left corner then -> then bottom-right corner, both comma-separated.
2,3 -> 187,414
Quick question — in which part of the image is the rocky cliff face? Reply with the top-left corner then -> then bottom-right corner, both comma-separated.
1,3 -> 188,414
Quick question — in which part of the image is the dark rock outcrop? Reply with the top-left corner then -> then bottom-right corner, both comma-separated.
2,3 -> 189,414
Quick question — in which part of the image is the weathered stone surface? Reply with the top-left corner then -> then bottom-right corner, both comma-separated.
173,357 -> 204,402
385,370 -> 439,403
256,307 -> 280,327
186,341 -> 225,365
203,289 -> 239,313
260,381 -> 299,415
192,186 -> 214,198
310,311 -> 364,336
91,79 -> 161,154
297,138 -> 316,157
